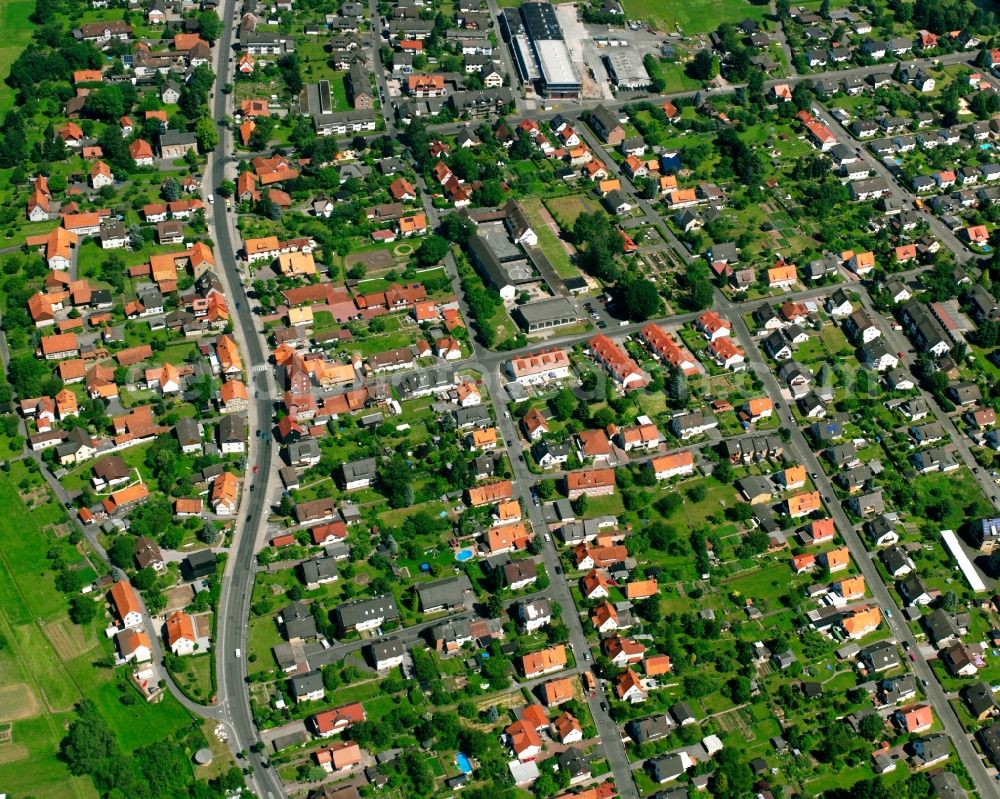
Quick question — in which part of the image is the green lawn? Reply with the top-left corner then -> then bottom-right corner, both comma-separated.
481,298 -> 520,349
0,464 -> 193,799
624,0 -> 767,33
342,328 -> 418,357
91,681 -> 192,751
167,651 -> 216,703
329,73 -> 350,111
522,197 -> 584,280
804,765 -> 878,795
724,563 -> 798,608
313,310 -> 335,333
543,194 -> 601,230
0,0 -> 34,115
654,62 -> 704,93
0,471 -> 72,625
248,613 -> 284,675
581,492 -> 624,518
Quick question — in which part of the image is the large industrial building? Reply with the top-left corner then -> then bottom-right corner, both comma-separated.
500,2 -> 581,98
603,48 -> 651,90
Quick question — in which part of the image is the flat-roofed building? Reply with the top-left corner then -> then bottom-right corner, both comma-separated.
467,222 -> 534,300
603,48 -> 651,89
514,297 -> 578,332
502,3 -> 580,97
303,81 -> 377,136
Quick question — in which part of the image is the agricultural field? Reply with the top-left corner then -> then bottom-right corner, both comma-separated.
0,462 -> 198,798
624,0 -> 768,34
0,0 -> 34,115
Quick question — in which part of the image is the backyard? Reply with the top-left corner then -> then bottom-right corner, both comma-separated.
0,462 -> 196,798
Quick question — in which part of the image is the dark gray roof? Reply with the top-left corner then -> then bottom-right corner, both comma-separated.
929,771 -> 966,799
962,682 -> 996,717
281,600 -> 318,639
861,640 -> 901,670
336,594 -> 400,628
648,753 -> 687,783
913,732 -> 952,764
160,129 -> 197,147
289,669 -> 324,698
367,636 -> 407,663
174,416 -> 200,446
503,558 -> 538,585
416,575 -> 473,610
300,556 -> 339,585
218,414 -> 244,443
590,105 -> 620,135
555,747 -> 590,778
342,457 -> 378,481
880,545 -> 911,574
924,608 -> 959,645
451,405 -> 490,427
628,713 -> 676,743
670,701 -> 696,724
287,437 -> 320,462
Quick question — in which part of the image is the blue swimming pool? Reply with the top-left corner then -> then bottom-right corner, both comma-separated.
456,753 -> 472,774
455,548 -> 474,562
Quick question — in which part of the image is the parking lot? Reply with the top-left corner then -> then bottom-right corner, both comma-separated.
554,5 -> 675,100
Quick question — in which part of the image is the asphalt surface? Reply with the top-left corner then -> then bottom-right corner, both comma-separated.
717,289 -> 1000,799
487,372 -> 640,799
183,29 -> 996,798
810,100 -> 984,266
317,51 -> 978,149
204,5 -> 285,798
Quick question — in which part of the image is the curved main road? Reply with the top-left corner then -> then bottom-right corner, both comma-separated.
204,4 -> 285,798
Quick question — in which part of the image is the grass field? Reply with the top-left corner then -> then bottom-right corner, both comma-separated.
168,651 -> 216,703
0,463 -> 193,797
0,0 -> 34,115
655,62 -> 704,93
523,197 -> 587,280
543,194 -> 602,230
624,0 -> 767,34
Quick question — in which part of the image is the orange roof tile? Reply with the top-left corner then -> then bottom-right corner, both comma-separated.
165,611 -> 196,645
788,490 -> 822,517
466,480 -> 512,506
541,677 -> 575,705
109,580 -> 142,620
626,579 -> 658,599
174,498 -> 203,514
520,644 -> 567,676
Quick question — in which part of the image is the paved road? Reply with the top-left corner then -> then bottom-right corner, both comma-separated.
313,51 -> 977,148
484,0 -> 525,113
503,49 -> 972,129
367,0 -> 396,136
488,370 -> 640,799
187,25 -> 986,799
573,120 -> 696,271
852,286 -> 1000,517
716,289 -> 1000,799
205,5 -> 286,798
769,2 -> 796,77
810,101 -> 985,266
299,585 -> 547,669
